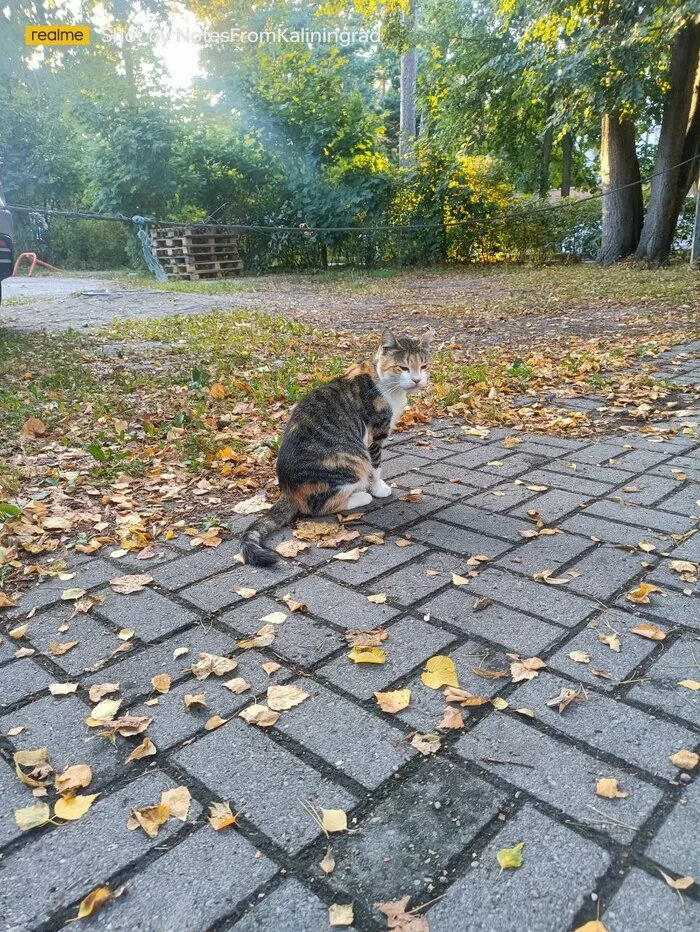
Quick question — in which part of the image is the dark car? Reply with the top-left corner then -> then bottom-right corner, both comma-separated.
0,162 -> 14,301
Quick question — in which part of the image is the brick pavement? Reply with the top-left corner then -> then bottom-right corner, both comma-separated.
1,343 -> 699,931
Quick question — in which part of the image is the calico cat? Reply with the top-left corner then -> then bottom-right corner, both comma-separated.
240,328 -> 433,566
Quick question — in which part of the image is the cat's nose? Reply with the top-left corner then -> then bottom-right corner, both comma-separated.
412,376 -> 421,384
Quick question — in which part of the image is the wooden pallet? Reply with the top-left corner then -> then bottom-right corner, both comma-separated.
150,225 -> 243,280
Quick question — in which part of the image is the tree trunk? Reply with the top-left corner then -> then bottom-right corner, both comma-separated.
599,113 -> 643,265
561,132 -> 573,197
672,61 -> 700,220
399,3 -> 417,166
636,20 -> 700,263
539,123 -> 554,198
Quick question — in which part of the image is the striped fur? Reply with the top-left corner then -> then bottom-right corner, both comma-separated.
240,329 -> 433,565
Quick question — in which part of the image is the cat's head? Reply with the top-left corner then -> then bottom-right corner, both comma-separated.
375,328 -> 434,392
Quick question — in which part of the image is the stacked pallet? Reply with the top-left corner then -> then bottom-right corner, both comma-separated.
150,226 -> 243,280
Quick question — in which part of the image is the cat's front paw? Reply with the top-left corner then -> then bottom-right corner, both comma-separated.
371,479 -> 393,498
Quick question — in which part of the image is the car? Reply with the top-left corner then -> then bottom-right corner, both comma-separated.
0,160 -> 15,302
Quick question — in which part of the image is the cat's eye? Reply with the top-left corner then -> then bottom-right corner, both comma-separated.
400,366 -> 410,371
421,364 -> 428,370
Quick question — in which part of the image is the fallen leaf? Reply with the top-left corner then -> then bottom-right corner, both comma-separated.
421,655 -> 459,689
128,804 -> 169,838
60,588 -> 87,601
151,673 -> 171,694
262,661 -> 282,676
452,573 -> 470,586
472,596 -> 491,612
233,585 -> 257,599
374,689 -> 411,713
160,786 -> 191,821
209,382 -> 227,399
472,666 -> 507,679
237,627 -> 275,649
14,647 -> 35,658
659,870 -> 695,891
222,677 -> 250,694
510,657 -> 547,682
320,847 -> 336,875
293,520 -> 340,541
329,904 -> 354,927
173,646 -> 189,659
125,737 -> 157,762
332,547 -> 362,561
117,628 -> 135,641
546,686 -> 585,714
626,582 -> 663,605
259,611 -> 287,625
574,922 -> 608,932
267,684 -> 310,711
497,841 -> 525,871
191,653 -> 238,679
49,640 -> 78,656
533,568 -> 570,585
49,682 -> 78,696
77,886 -> 113,919
208,800 -> 238,830
321,808 -> 347,833
55,764 -> 92,794
205,715 -> 228,731
364,532 -> 386,545
679,679 -> 700,690
88,683 -> 119,702
109,574 -> 153,594
367,592 -> 388,603
15,801 -> 51,831
669,559 -> 697,575
281,593 -> 307,612
568,650 -> 591,664
345,628 -> 388,647
375,897 -> 429,932
437,706 -> 465,730
3,725 -> 26,737
491,697 -> 509,710
515,708 -> 535,718
184,693 -> 207,710
233,495 -> 272,515
410,733 -> 441,756
9,624 -> 28,639
638,541 -> 656,553
596,778 -> 630,799
55,793 -> 99,821
395,538 -> 413,547
348,646 -> 387,664
87,698 -> 122,723
238,704 -> 280,727
669,749 -> 699,770
20,416 -> 47,437
599,632 -> 621,653
443,686 -> 490,707
275,538 -> 310,558
629,623 -> 666,641
107,714 -> 152,737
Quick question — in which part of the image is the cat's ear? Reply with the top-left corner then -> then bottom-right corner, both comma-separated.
419,328 -> 435,352
381,329 -> 398,352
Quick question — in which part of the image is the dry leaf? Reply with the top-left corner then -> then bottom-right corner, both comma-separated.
275,538 -> 310,558
329,904 -> 354,927
599,632 -> 621,652
222,677 -> 250,694
238,704 -> 280,728
533,568 -> 570,585
184,693 -> 207,710
332,547 -> 362,561
345,628 -> 388,647
395,538 -> 413,548
421,655 -> 459,689
546,686 -> 584,714
568,650 -> 591,664
472,596 -> 491,612
679,679 -> 700,690
88,683 -> 119,702
87,698 -> 122,723
574,922 -> 607,932
237,627 -> 276,649
364,532 -> 386,545
497,841 -> 525,871
638,542 -> 656,553
125,737 -> 157,762
452,573 -> 470,586
472,666 -> 507,679
375,897 -> 429,932
437,706 -> 465,730
321,808 -> 347,833
160,786 -> 191,821
267,684 -> 310,711
281,593 -> 307,613
443,686 -> 490,707
348,646 -> 387,664
629,623 -> 666,641
259,611 -> 287,625
510,657 -> 546,682
669,749 -> 699,770
118,628 -> 135,641
49,640 -> 78,656
293,520 -> 341,541
367,592 -> 388,603
14,801 -> 51,832
49,682 -> 78,696
55,764 -> 92,794
374,689 -> 411,713
208,800 -> 238,830
55,793 -> 99,821
151,673 -> 171,694
9,624 -> 28,639
14,647 -> 35,658
60,588 -> 87,601
233,495 -> 272,515
173,647 -> 189,659
659,870 -> 695,891
205,715 -> 228,731
410,733 -> 441,756
669,559 -> 697,575
491,697 -> 509,711
515,708 -> 535,718
233,585 -> 257,599
596,778 -> 629,799
320,847 -> 336,875
191,653 -> 238,679
105,714 -> 152,737
109,574 -> 153,594
626,582 -> 663,604
262,661 -> 282,676
128,804 -> 169,838
77,887 -> 113,919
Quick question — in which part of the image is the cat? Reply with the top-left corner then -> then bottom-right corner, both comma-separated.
240,328 -> 433,566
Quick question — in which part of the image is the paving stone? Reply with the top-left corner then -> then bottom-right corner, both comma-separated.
82,626 -> 235,704
322,536 -> 426,585
363,494 -> 445,530
478,453 -> 550,478
174,717 -> 358,854
569,441 -> 634,465
425,804 -> 609,932
435,504 -> 531,542
274,576 -> 399,629
95,587 -> 197,642
612,476 -> 679,506
544,460 -> 637,485
646,776 -> 700,879
668,531 -> 700,563
100,825 -> 278,932
564,545 -> 650,600
12,559 -> 116,615
510,488 -> 590,523
495,532 -> 593,577
409,519 -> 513,558
510,671 -> 697,778
654,454 -> 700,482
24,605 -> 121,675
656,483 -> 700,516
150,540 -> 242,590
0,756 -> 37,849
380,453 -> 433,479
614,449 -> 672,472
0,771 -> 194,929
420,461 -> 500,488
367,550 -> 466,607
614,586 -> 699,630
603,868 -> 700,932
397,640 -> 510,733
0,656 -> 53,707
388,440 -> 453,461
627,635 -> 700,726
102,544 -> 180,572
469,568 -> 595,627
5,693 -> 122,785
276,680 -> 414,789
456,713 -> 661,844
443,445 -> 519,469
318,616 -> 455,700
512,434 -> 592,451
423,588 -> 562,655
519,468 -> 619,497
583,500 -> 695,535
327,759 -> 507,906
231,880 -> 345,932
560,514 -> 673,548
464,483 -> 539,513
645,556 -> 699,593
179,560 -> 302,612
548,611 -> 659,691
406,478 -> 480,501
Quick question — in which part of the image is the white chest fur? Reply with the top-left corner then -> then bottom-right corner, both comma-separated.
386,389 -> 408,429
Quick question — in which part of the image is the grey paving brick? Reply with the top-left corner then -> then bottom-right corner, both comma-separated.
231,880 -> 344,932
548,610 -> 659,691
276,680 -> 414,789
519,468 -> 618,497
423,588 -> 562,654
179,560 -> 301,612
614,586 -> 699,630
380,453 -> 432,479
656,482 -> 700,516
614,448 -> 672,472
560,514 -> 673,548
5,693 -> 122,784
479,452 -> 550,478
569,441 -> 634,465
397,640 -> 510,733
0,756 -> 37,848
512,434 -> 591,451
611,476 -> 679,506
443,445 -> 519,469
0,772 -> 195,930
654,454 -> 700,481
150,540 -> 242,590
363,494 -> 445,530
409,519 -> 513,557
96,587 -> 196,641
11,559 -> 116,615
82,626 -> 235,704
464,482 -> 539,513
318,616 -> 455,700
645,555 -> 699,593
0,656 -> 53,706
469,568 -> 595,627
406,478 -> 479,501
274,576 -> 399,629
495,532 -> 593,577
668,530 -> 700,563
100,825 -> 278,932
420,461 -> 500,488
425,804 -> 609,932
564,545 -> 650,600
436,503 -> 531,542
628,635 -> 700,726
646,777 -> 700,880
456,713 -> 661,843
510,487 -> 590,523
510,671 -> 697,778
25,606 -> 121,675
174,716 -> 357,854
327,760 -> 507,906
544,460 -> 637,485
603,868 -> 700,932
322,536 -> 426,585
389,440 -> 453,461
367,550 -> 465,607
583,500 -> 695,535
102,544 -> 180,572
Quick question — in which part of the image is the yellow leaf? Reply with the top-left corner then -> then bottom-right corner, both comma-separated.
437,706 -> 465,730
60,588 -> 87,601
332,547 -> 362,561
410,733 -> 441,756
679,679 -> 700,690
49,682 -> 78,696
128,804 -> 170,838
9,624 -> 28,639
599,632 -> 621,652
151,673 -> 171,694
267,684 -> 310,711
238,704 -> 280,728
14,801 -> 51,831
626,582 -> 663,605
629,623 -> 666,641
49,640 -> 78,656
262,661 -> 281,676
515,708 -> 535,718
367,593 -> 388,603
205,715 -> 228,731
595,778 -> 630,799
160,786 -> 191,821
55,764 -> 92,794
125,737 -> 157,762
77,886 -> 112,919
421,655 -> 459,689
670,749 -> 699,770
443,686 -> 490,707
374,689 -> 411,713
259,611 -> 287,625
209,382 -> 228,399
88,682 -> 119,702
329,904 -> 354,927
497,841 -> 525,871
452,573 -> 470,586
568,650 -> 591,664
88,698 -> 122,723
233,585 -> 257,599
491,697 -> 509,711
54,793 -> 99,821
321,808 -> 347,833
348,646 -> 387,664
659,870 -> 695,891
638,542 -> 656,553
208,800 -> 238,830
281,593 -> 307,613
118,628 -> 135,641
574,922 -> 608,932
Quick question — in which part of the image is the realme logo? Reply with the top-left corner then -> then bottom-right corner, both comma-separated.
25,25 -> 91,45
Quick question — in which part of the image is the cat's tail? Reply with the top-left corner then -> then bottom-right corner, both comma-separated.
239,496 -> 299,567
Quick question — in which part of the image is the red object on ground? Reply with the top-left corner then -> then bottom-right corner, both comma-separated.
12,252 -> 62,276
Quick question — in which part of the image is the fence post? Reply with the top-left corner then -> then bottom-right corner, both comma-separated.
692,185 -> 700,268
